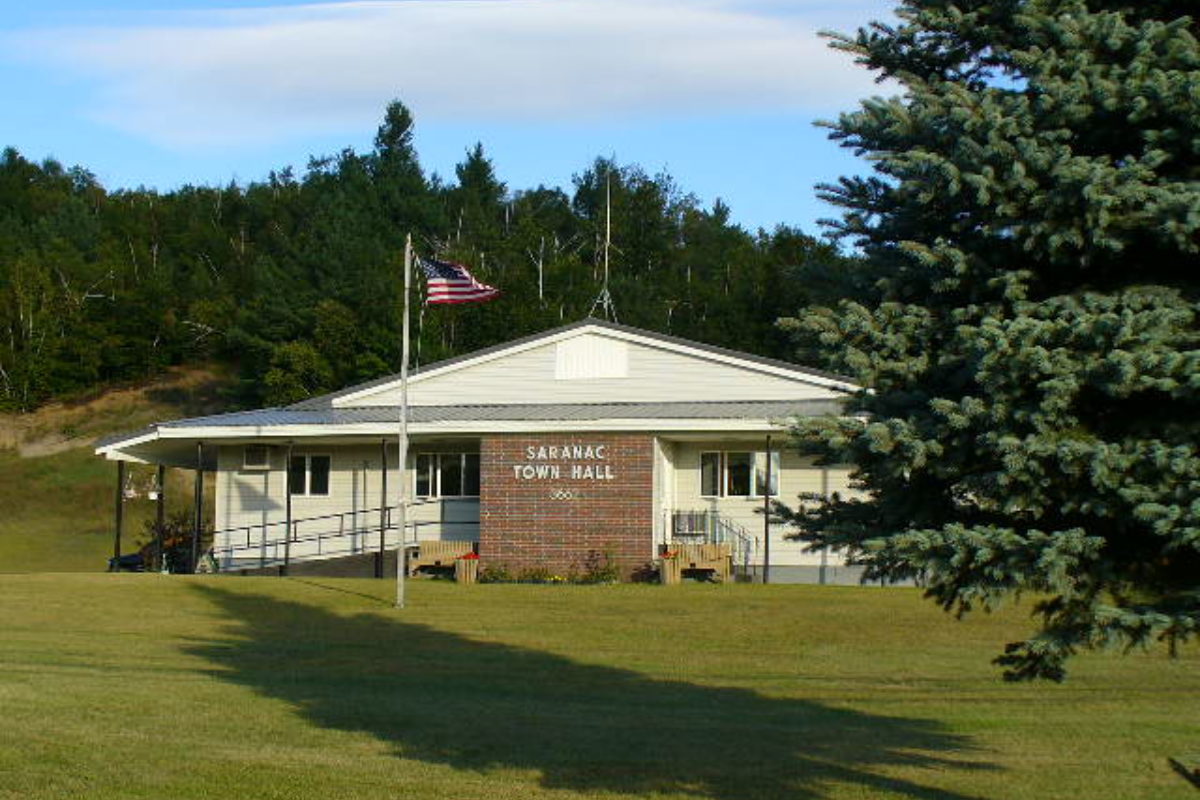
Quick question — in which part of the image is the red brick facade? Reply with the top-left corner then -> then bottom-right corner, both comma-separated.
479,433 -> 655,577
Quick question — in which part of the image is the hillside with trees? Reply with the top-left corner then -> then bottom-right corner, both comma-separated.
0,102 -> 851,413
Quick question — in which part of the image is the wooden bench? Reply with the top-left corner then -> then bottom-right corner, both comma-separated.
660,543 -> 732,583
408,540 -> 477,576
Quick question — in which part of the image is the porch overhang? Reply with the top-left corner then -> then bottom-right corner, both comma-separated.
95,429 -> 220,469
94,399 -> 849,467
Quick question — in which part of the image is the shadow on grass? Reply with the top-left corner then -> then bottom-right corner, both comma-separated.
187,586 -> 994,799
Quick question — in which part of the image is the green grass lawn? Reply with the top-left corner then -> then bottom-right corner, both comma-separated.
0,447 -> 204,573
0,448 -> 116,572
0,576 -> 1195,800
0,365 -> 230,574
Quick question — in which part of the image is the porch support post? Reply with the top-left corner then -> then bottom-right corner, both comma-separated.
113,461 -> 125,569
762,435 -> 771,585
283,441 -> 293,576
191,442 -> 203,573
155,464 -> 166,572
819,467 -> 830,585
378,438 -> 388,579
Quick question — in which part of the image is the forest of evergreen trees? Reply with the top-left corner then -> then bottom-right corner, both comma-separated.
0,101 -> 853,412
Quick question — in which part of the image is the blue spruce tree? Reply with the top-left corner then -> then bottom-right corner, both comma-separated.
782,0 -> 1199,680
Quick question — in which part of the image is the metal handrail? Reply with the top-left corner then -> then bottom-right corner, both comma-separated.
210,500 -> 478,569
218,503 -> 379,549
668,510 -> 757,575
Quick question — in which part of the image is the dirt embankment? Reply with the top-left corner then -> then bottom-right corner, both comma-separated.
0,366 -> 234,458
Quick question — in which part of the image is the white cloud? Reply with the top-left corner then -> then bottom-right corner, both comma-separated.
13,0 -> 885,150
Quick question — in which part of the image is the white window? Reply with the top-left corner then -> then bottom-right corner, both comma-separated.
415,453 -> 480,498
289,454 -> 331,496
242,445 -> 271,470
700,450 -> 779,498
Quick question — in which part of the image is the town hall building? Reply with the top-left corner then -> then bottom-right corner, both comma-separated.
96,318 -> 864,582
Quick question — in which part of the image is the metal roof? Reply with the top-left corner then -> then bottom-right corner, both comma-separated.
95,319 -> 860,458
94,426 -> 155,450
155,399 -> 845,429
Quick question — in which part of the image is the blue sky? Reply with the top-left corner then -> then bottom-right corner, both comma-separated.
1,0 -> 896,234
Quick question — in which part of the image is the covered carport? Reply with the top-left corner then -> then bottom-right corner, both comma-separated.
95,427 -> 217,573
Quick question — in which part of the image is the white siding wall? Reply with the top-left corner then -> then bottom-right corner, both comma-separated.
668,441 -> 855,568
211,437 -> 859,571
348,335 -> 843,407
651,438 -> 675,549
214,443 -> 479,567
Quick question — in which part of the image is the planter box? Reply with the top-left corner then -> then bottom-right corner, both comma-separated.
455,558 -> 479,584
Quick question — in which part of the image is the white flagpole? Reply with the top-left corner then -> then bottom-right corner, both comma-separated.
396,234 -> 412,608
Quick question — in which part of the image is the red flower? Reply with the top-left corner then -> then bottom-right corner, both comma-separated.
459,552 -> 480,560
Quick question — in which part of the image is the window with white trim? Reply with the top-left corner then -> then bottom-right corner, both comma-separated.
242,445 -> 271,470
700,451 -> 779,497
289,454 -> 331,496
415,453 -> 480,498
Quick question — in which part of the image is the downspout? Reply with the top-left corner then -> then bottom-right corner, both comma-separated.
378,438 -> 388,579
155,464 -> 165,572
191,443 -> 203,573
762,435 -> 771,585
283,441 -> 293,576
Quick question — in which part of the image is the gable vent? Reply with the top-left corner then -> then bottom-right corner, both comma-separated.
555,336 -> 629,380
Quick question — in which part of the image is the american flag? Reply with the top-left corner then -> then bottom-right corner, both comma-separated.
417,257 -> 501,304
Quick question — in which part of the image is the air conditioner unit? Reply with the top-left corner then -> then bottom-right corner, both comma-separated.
243,445 -> 271,470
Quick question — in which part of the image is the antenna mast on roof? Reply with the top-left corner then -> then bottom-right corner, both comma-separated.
588,171 -> 618,322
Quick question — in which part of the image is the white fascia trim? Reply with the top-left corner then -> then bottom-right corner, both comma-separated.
150,418 -> 796,440
609,329 -> 859,392
95,429 -> 159,457
331,326 -> 598,407
99,451 -> 158,464
331,324 -> 858,407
